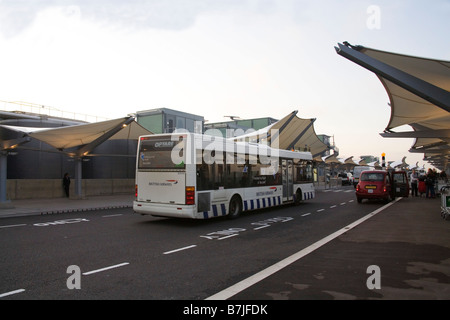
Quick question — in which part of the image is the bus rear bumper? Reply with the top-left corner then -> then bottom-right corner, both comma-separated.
133,201 -> 198,219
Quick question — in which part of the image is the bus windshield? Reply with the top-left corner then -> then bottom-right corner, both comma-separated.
138,136 -> 185,170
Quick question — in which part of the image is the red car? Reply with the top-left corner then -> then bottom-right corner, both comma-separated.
356,170 -> 409,203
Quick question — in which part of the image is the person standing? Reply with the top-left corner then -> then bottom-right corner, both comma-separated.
425,168 -> 436,199
410,169 -> 418,197
63,173 -> 71,198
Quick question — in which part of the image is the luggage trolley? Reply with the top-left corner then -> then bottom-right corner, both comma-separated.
440,185 -> 450,220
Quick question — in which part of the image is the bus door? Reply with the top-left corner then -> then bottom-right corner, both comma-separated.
282,159 -> 294,202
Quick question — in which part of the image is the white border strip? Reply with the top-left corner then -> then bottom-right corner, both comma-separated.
206,198 -> 401,300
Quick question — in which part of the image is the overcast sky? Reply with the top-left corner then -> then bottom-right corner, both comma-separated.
0,0 -> 449,169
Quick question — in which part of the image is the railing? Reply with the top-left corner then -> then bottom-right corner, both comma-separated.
0,100 -> 109,123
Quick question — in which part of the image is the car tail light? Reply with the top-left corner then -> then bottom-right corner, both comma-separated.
383,186 -> 387,193
186,186 -> 195,205
356,185 -> 360,192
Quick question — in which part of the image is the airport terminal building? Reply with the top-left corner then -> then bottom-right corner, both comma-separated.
0,105 -> 333,201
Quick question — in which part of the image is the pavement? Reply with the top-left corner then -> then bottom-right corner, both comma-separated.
0,189 -> 449,300
0,194 -> 134,218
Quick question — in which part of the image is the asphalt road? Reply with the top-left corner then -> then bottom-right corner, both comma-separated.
0,186 -> 399,300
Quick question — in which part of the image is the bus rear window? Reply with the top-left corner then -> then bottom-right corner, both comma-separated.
138,137 -> 185,169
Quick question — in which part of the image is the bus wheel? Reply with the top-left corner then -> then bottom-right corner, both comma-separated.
228,195 -> 242,219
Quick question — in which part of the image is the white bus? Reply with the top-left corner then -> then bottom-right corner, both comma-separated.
133,133 -> 315,219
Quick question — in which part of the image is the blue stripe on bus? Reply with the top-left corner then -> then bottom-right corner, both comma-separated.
200,191 -> 313,219
220,203 -> 226,215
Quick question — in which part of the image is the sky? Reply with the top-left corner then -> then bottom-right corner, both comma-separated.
0,0 -> 449,169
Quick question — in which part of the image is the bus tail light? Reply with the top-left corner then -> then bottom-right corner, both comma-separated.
135,184 -> 138,199
186,186 -> 195,205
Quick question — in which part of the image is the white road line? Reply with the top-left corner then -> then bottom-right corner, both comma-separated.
253,225 -> 270,230
330,205 -> 337,209
349,200 -> 354,202
0,289 -> 25,298
0,224 -> 27,229
102,214 -> 123,218
317,209 -> 324,212
82,262 -> 130,275
163,245 -> 197,255
206,198 -> 401,300
301,213 -> 311,217
340,202 -> 346,205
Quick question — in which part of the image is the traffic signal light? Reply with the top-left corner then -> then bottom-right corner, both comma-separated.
382,153 -> 386,168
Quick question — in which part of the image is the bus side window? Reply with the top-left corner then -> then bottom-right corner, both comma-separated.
241,163 -> 249,187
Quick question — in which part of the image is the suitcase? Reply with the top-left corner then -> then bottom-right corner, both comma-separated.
418,180 -> 426,195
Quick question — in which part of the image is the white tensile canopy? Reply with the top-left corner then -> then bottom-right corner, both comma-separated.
336,42 -> 450,171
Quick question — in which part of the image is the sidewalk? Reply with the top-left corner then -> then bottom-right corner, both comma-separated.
0,194 -> 134,218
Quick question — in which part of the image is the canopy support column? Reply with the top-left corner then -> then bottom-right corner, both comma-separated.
0,152 -> 8,204
75,157 -> 83,199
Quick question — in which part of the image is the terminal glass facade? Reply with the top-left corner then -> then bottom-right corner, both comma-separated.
136,108 -> 204,134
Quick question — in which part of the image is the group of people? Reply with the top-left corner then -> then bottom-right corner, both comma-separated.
409,168 -> 447,198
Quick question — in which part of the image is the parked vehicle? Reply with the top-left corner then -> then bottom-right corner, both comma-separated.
355,170 -> 409,203
352,166 -> 373,188
338,172 -> 353,186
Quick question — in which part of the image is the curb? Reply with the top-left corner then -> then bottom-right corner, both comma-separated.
38,204 -> 133,216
